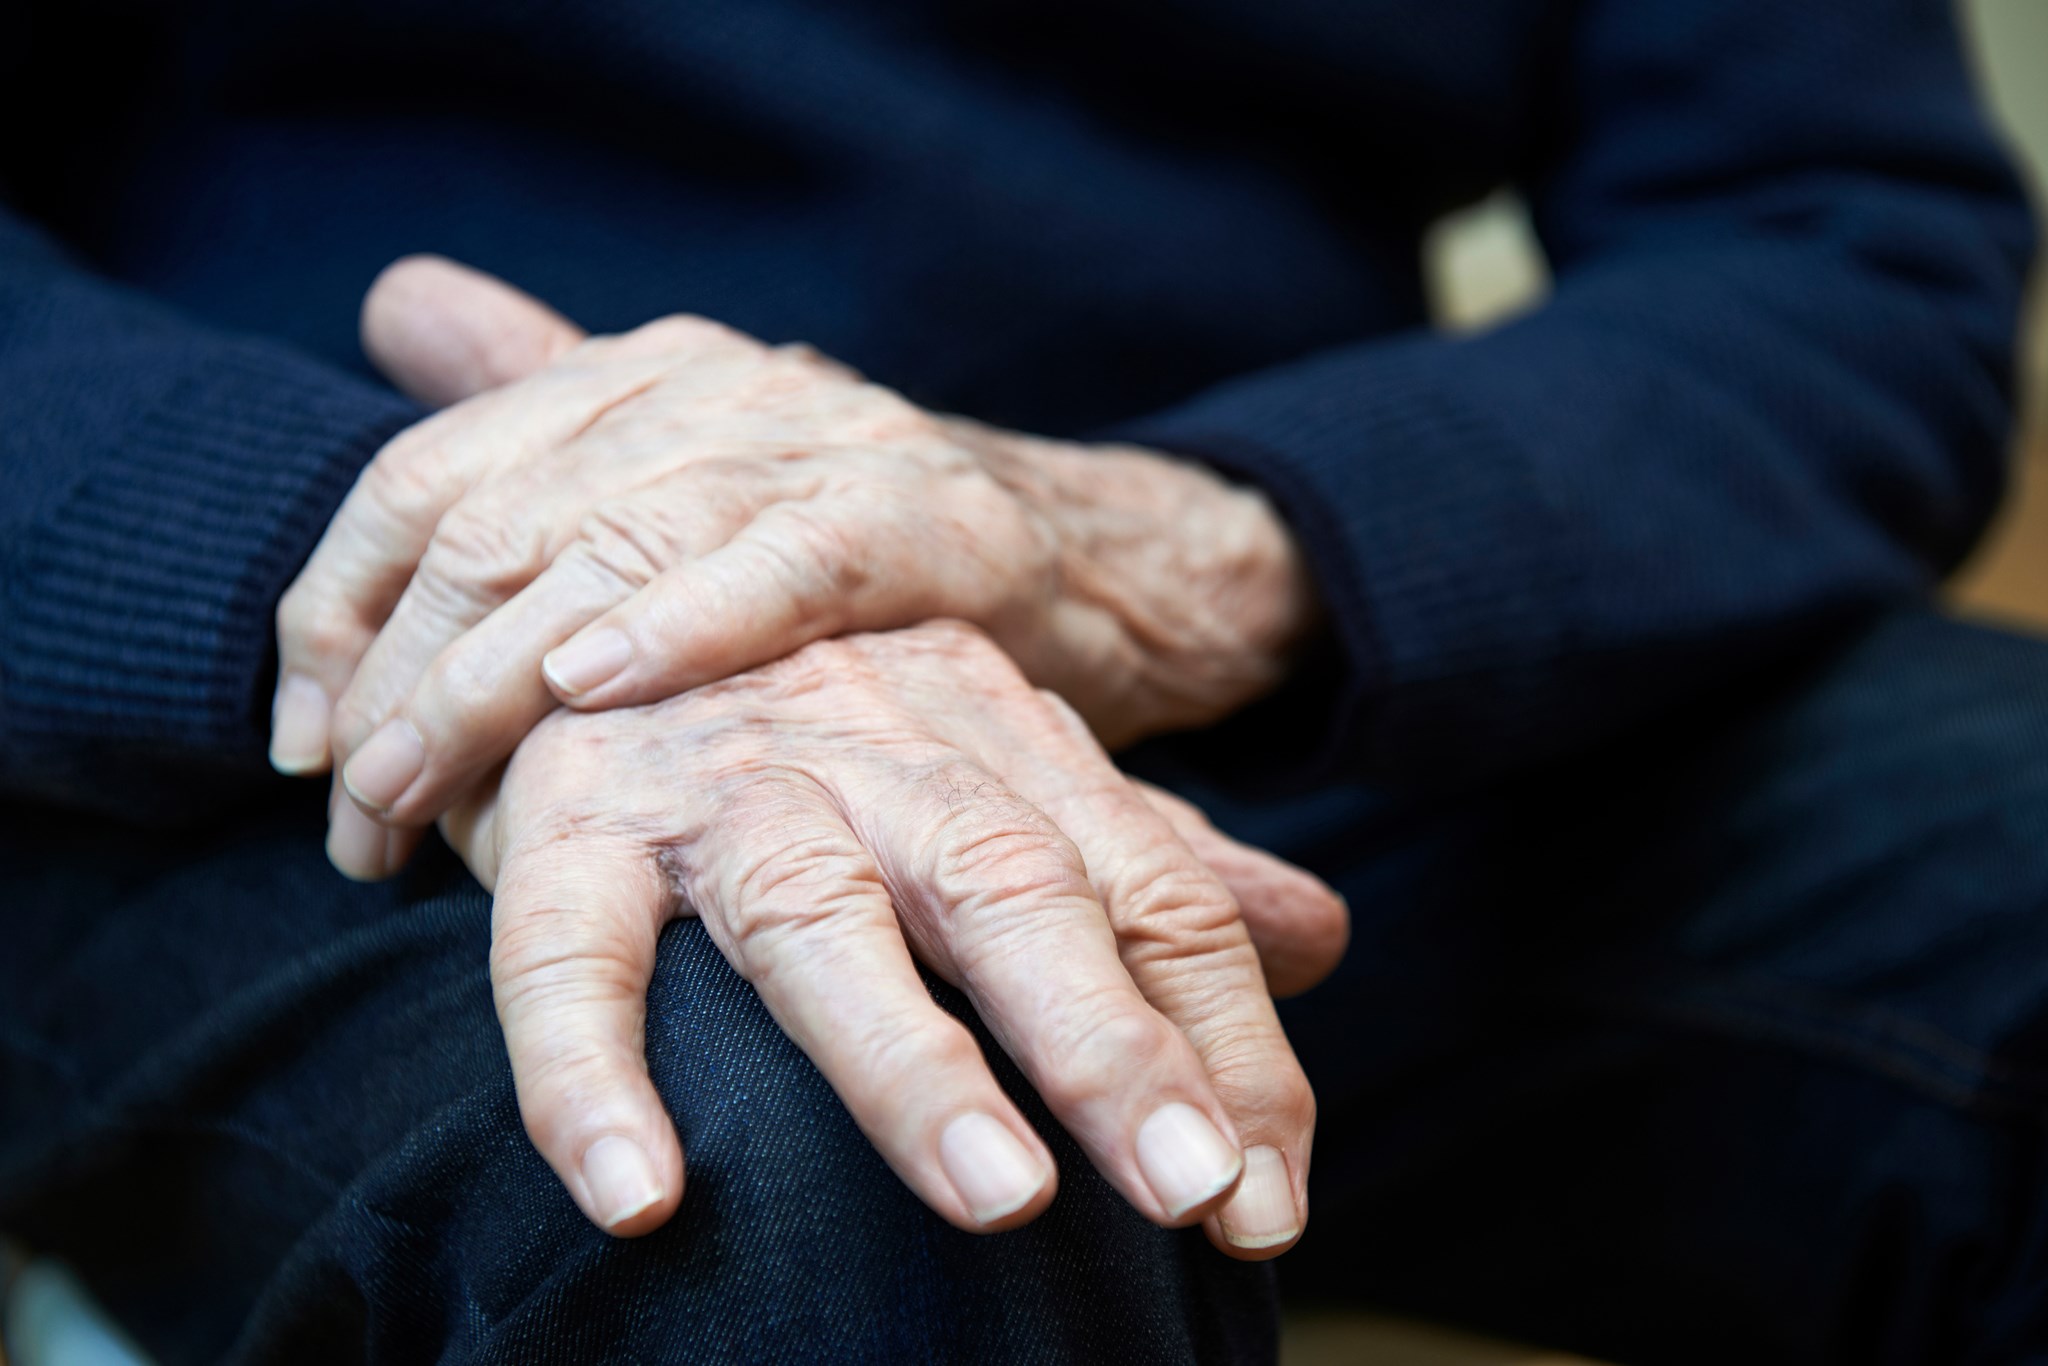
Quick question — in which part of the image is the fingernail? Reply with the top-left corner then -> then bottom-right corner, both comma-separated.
582,1135 -> 664,1230
342,719 -> 425,813
269,674 -> 332,774
543,629 -> 632,698
1136,1102 -> 1243,1218
327,799 -> 392,881
1218,1145 -> 1300,1249
939,1112 -> 1050,1224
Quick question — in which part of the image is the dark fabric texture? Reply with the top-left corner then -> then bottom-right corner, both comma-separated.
0,0 -> 2032,816
0,793 -> 1278,1365
5,606 -> 2047,1363
1180,607 -> 2048,1364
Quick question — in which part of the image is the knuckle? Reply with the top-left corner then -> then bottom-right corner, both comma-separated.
489,868 -> 651,993
719,835 -> 882,968
571,500 -> 683,588
928,809 -> 1091,927
329,693 -> 385,753
1037,999 -> 1178,1112
770,340 -> 861,384
490,915 -> 643,1020
919,620 -> 1018,681
1280,1073 -> 1317,1133
768,505 -> 869,603
1217,1052 -> 1317,1139
1110,858 -> 1242,951
850,387 -> 937,444
419,641 -> 501,724
640,313 -> 753,354
422,507 -> 548,601
513,1048 -> 620,1152
1033,689 -> 1098,747
850,1010 -> 984,1095
274,582 -> 350,661
359,433 -> 451,528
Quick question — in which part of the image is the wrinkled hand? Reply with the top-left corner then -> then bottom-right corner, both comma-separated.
440,621 -> 1344,1256
270,256 -> 1318,878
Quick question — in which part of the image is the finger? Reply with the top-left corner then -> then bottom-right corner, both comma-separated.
840,758 -> 1247,1229
269,404 -> 507,776
325,511 -> 543,819
990,703 -> 1316,1258
491,829 -> 683,1236
1039,779 -> 1312,1258
324,773 -> 424,882
277,318 -> 724,779
541,504 -> 923,709
342,484 -> 764,827
361,255 -> 588,408
268,421 -> 450,776
270,257 -> 583,774
437,764 -> 506,891
693,783 -> 1057,1232
1129,779 -> 1350,997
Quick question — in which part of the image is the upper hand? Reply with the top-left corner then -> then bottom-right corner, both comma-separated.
441,620 -> 1343,1257
270,257 -> 1319,877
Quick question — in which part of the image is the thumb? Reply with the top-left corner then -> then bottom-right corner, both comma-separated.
361,254 -> 588,407
1130,779 -> 1350,997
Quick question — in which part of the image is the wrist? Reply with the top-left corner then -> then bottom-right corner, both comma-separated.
986,428 -> 1321,741
1112,444 -> 1322,716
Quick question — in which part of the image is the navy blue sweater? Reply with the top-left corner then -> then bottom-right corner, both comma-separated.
0,0 -> 2032,818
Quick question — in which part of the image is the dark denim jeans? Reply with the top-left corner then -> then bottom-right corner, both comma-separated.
4,606 -> 2047,1364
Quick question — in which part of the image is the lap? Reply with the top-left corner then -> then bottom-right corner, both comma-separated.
1242,608 -> 2048,1362
0,795 -> 1273,1365
9,604 -> 2044,1364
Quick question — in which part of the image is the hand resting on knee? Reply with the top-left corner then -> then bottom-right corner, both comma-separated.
265,257 -> 1349,1260
438,620 -> 1336,1259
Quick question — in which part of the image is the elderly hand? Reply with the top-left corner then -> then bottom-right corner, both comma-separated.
270,257 -> 1319,877
439,620 -> 1342,1256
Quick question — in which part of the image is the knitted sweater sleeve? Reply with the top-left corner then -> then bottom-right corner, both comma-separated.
0,214 -> 421,819
1115,0 -> 2035,786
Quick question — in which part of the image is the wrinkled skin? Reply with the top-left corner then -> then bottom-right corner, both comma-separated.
267,257 -> 1318,875
266,256 -> 1349,1252
440,621 -> 1344,1257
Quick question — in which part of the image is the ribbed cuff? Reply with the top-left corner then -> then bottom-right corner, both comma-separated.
5,344 -> 421,795
1109,336 -> 1567,785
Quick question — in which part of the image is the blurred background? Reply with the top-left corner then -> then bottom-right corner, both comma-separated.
1287,0 -> 2046,1359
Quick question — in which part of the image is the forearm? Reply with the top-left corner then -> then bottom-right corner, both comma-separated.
1112,0 -> 2033,787
0,216 -> 421,819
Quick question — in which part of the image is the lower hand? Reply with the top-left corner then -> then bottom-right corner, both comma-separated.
440,621 -> 1344,1258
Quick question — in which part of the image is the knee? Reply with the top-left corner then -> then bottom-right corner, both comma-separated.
258,920 -> 1275,1363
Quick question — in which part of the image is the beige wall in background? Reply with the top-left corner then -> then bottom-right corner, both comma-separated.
1952,0 -> 2048,624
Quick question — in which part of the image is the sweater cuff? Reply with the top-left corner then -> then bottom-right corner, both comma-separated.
1108,335 -> 1566,786
5,345 -> 421,793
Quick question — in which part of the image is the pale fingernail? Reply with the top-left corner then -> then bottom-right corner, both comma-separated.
582,1135 -> 664,1230
1218,1145 -> 1301,1249
1136,1102 -> 1243,1218
343,719 -> 425,813
327,799 -> 392,881
269,674 -> 332,774
939,1112 -> 1050,1225
543,629 -> 633,698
